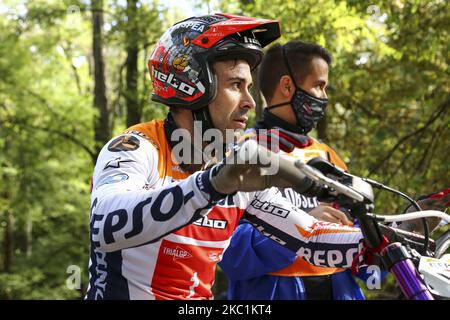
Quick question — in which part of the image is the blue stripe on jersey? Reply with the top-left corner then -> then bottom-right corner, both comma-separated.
86,244 -> 130,300
103,250 -> 129,299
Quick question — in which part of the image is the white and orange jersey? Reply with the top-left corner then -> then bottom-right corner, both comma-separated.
270,139 -> 350,277
86,119 -> 363,300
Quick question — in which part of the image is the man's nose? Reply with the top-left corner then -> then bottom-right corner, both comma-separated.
242,89 -> 256,110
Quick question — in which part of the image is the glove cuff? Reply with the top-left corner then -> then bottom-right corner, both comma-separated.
196,169 -> 228,202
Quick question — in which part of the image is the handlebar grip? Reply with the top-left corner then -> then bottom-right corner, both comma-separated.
276,154 -> 317,194
237,140 -> 317,193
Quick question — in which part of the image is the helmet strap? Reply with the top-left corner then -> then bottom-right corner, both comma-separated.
192,107 -> 216,136
192,107 -> 227,162
165,108 -> 220,173
165,112 -> 205,174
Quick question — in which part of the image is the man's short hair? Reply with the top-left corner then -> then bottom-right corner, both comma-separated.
259,40 -> 332,103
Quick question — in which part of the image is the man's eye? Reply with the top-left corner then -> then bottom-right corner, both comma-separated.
232,82 -> 241,89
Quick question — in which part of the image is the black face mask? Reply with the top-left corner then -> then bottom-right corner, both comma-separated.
267,46 -> 328,134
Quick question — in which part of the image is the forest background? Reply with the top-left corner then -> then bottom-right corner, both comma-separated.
0,0 -> 448,299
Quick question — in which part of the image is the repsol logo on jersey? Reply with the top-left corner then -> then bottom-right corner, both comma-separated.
297,242 -> 363,268
216,194 -> 235,206
250,199 -> 290,218
193,216 -> 227,229
91,186 -> 190,247
152,66 -> 196,96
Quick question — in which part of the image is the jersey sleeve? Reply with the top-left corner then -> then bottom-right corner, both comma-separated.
90,134 -> 226,252
243,188 -> 364,268
219,221 -> 297,281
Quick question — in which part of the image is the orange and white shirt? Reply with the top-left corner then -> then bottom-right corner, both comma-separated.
271,139 -> 349,277
86,119 -> 363,300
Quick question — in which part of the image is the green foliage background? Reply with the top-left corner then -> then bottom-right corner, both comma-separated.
0,0 -> 448,299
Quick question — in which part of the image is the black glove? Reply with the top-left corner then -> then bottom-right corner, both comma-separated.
209,140 -> 316,195
257,127 -> 313,153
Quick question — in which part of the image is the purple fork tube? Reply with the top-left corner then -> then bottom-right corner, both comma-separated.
381,243 -> 434,300
389,258 -> 434,300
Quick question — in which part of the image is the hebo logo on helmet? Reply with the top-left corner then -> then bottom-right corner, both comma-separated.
152,65 -> 196,96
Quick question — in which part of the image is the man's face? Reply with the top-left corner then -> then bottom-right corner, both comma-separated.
208,60 -> 256,135
298,57 -> 329,99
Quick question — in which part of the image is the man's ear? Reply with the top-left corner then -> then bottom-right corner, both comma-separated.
279,75 -> 293,98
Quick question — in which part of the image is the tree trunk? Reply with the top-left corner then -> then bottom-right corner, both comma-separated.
1,137 -> 14,272
3,210 -> 15,273
92,0 -> 110,158
25,218 -> 32,257
125,0 -> 140,127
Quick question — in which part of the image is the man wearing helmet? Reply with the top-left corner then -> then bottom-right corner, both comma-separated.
220,41 -> 378,300
86,14 -> 366,300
